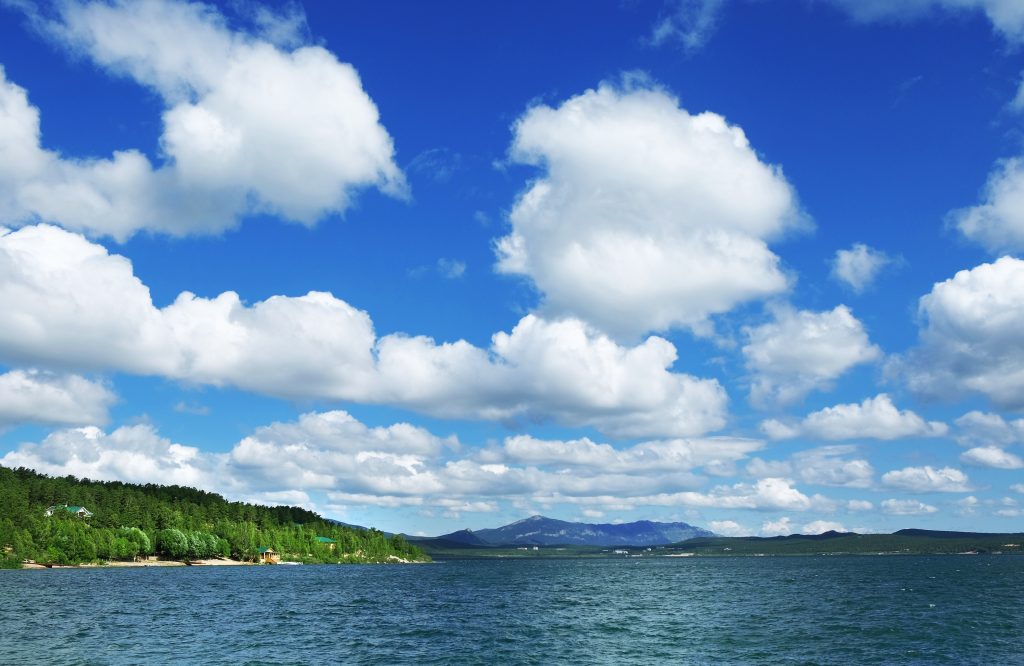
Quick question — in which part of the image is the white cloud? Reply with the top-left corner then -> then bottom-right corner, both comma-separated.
831,243 -> 892,293
956,495 -> 979,515
1012,483 -> 1024,494
898,257 -> 1024,409
954,411 -> 1024,447
496,79 -> 803,339
801,520 -> 847,534
0,424 -> 219,490
881,465 -> 972,493
649,0 -> 727,52
499,434 -> 762,474
960,446 -> 1024,469
0,369 -> 115,428
761,394 -> 947,441
847,500 -> 874,512
760,516 -> 794,536
0,225 -> 727,438
950,158 -> 1024,254
743,305 -> 881,407
1,412 -> 816,516
747,446 -> 873,488
708,519 -> 748,536
0,0 -> 403,240
822,0 -> 1024,43
881,498 -> 938,516
791,446 -> 874,488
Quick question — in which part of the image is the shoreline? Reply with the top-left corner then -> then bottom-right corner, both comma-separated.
15,555 -> 431,570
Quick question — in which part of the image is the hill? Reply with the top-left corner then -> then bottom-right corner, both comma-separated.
0,465 -> 428,567
418,515 -> 714,548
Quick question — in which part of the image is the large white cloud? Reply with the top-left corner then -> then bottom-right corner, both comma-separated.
0,369 -> 115,428
761,394 -> 947,441
881,465 -> 972,493
950,158 -> 1024,254
742,305 -> 881,407
0,411 -> 800,514
0,0 -> 403,240
0,224 -> 726,438
898,257 -> 1024,409
495,80 -> 803,338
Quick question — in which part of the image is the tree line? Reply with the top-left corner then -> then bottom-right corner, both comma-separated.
0,466 -> 426,567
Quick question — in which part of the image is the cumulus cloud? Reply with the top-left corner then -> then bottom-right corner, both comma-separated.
881,465 -> 972,493
0,369 -> 115,428
761,394 -> 947,441
897,257 -> 1024,409
760,516 -> 794,536
743,305 -> 881,407
801,520 -> 847,534
881,498 -> 938,516
0,0 -> 403,240
831,243 -> 893,293
960,446 -> 1024,469
1,424 -> 219,490
496,79 -> 804,339
950,158 -> 1024,254
0,225 -> 726,438
954,411 -> 1024,447
747,446 -> 873,488
1,411 -> 819,516
499,434 -> 762,475
708,519 -> 748,536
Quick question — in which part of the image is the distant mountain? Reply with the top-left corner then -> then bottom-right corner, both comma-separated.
434,515 -> 714,547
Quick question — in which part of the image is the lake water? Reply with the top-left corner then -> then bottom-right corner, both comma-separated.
2,555 -> 1022,664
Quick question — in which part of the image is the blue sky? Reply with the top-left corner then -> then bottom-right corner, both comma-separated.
1,0 -> 1024,537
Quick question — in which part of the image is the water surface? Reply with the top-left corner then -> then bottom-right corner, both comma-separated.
2,555 -> 1022,664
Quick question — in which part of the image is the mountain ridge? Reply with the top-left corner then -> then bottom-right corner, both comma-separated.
425,514 -> 714,547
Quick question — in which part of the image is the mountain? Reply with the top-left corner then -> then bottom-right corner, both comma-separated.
436,515 -> 714,547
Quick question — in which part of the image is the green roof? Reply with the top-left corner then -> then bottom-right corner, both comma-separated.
315,536 -> 337,544
258,547 -> 275,553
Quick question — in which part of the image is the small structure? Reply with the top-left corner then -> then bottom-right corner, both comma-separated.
257,547 -> 280,564
44,504 -> 93,519
315,536 -> 337,551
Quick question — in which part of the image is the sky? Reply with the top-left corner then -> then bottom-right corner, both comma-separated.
1,0 -> 1024,538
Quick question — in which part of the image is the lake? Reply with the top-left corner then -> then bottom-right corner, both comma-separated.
2,555 -> 1022,664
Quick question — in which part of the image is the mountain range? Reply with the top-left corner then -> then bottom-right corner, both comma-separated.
424,515 -> 714,547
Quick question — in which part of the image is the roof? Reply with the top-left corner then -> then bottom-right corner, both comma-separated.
315,536 -> 337,544
258,547 -> 276,554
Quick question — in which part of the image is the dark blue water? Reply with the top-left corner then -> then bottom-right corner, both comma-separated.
2,556 -> 1022,665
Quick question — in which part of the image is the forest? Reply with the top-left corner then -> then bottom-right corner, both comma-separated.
0,466 -> 427,567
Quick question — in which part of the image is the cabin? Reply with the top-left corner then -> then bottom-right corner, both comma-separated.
315,536 -> 337,551
257,547 -> 280,564
44,504 -> 93,519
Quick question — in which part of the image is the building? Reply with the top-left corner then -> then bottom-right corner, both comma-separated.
44,504 -> 93,518
257,547 -> 280,564
315,536 -> 337,551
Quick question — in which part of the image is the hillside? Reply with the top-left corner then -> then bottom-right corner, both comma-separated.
0,465 -> 427,567
663,530 -> 1024,556
419,515 -> 714,548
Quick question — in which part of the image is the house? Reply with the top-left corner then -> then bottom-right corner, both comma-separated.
315,536 -> 337,551
44,504 -> 93,518
257,547 -> 280,564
